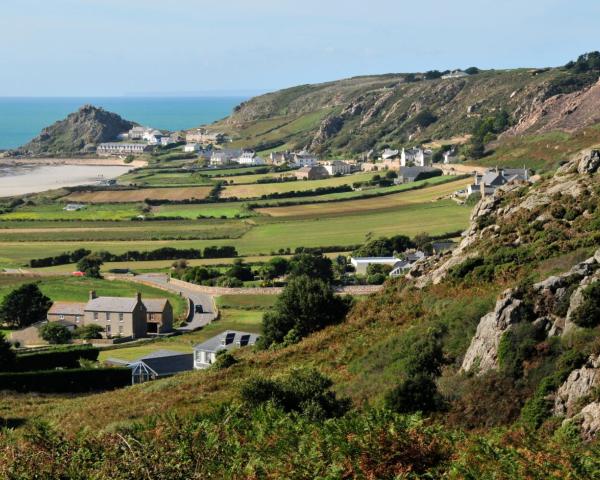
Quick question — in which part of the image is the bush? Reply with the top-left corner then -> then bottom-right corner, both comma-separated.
260,275 -> 352,348
0,368 -> 130,393
571,282 -> 600,328
213,351 -> 238,369
39,323 -> 72,344
385,374 -> 442,414
497,322 -> 546,378
13,345 -> 99,372
73,324 -> 104,340
288,253 -> 334,283
77,254 -> 103,278
241,368 -> 351,420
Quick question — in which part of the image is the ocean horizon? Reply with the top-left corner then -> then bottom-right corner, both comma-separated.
0,96 -> 246,150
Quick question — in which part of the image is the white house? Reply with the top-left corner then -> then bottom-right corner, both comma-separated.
128,126 -> 148,140
210,149 -> 241,166
443,149 -> 457,164
381,148 -> 400,160
184,143 -> 201,153
401,147 -> 432,167
193,331 -> 260,369
143,129 -> 165,145
350,257 -> 403,276
97,143 -> 151,156
467,167 -> 530,197
321,160 -> 352,176
160,136 -> 177,147
292,150 -> 318,167
63,203 -> 86,211
441,70 -> 469,79
236,151 -> 266,166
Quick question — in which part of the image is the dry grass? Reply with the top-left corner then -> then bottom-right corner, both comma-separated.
64,187 -> 212,203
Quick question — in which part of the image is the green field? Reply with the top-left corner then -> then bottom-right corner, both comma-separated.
216,171 -> 295,185
97,294 -> 270,362
220,172 -> 377,199
0,200 -> 469,267
152,203 -> 254,219
0,203 -> 142,221
118,171 -> 214,187
0,276 -> 188,320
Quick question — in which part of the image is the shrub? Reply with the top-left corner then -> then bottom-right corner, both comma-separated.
571,282 -> 600,328
0,368 -> 130,393
77,254 -> 103,278
39,323 -> 72,344
0,334 -> 16,372
260,275 -> 352,348
241,368 -> 351,420
73,324 -> 104,340
213,351 -> 238,369
497,322 -> 546,378
385,374 -> 441,414
13,344 -> 99,372
288,253 -> 334,283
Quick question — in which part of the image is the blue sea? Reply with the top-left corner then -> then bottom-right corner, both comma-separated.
0,97 -> 246,150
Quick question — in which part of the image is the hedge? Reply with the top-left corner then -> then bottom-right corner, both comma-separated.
13,345 -> 99,372
0,368 -> 131,393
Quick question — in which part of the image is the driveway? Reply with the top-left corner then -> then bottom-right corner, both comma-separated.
135,274 -> 216,332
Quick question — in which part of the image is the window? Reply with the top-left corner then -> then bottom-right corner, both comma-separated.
105,325 -> 111,334
106,312 -> 110,321
75,316 -> 80,323
118,325 -> 123,335
59,314 -> 65,320
119,313 -> 124,322
93,312 -> 98,321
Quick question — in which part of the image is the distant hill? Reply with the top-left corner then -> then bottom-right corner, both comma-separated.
212,54 -> 600,159
15,105 -> 135,156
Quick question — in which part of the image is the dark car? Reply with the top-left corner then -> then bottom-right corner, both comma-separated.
194,304 -> 204,313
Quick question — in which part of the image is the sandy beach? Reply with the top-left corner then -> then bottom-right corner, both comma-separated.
0,164 -> 133,197
0,156 -> 147,168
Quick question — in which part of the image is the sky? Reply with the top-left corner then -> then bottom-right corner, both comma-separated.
0,0 -> 598,97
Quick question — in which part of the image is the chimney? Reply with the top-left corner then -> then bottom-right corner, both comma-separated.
136,292 -> 142,302
89,290 -> 97,300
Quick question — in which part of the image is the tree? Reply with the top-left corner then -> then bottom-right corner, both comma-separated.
0,333 -> 16,372
39,322 -> 72,344
288,253 -> 334,283
73,324 -> 104,340
0,283 -> 52,328
413,232 -> 432,251
77,254 -> 103,278
464,66 -> 480,75
226,259 -> 254,282
260,275 -> 352,348
384,374 -> 441,414
424,70 -> 442,80
260,257 -> 289,281
366,264 -> 393,285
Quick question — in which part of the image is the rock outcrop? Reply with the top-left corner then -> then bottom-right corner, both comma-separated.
460,289 -> 528,372
554,355 -> 600,417
570,402 -> 600,441
16,105 -> 135,156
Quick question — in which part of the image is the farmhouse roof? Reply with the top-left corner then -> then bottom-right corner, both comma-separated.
48,302 -> 86,316
143,298 -> 169,313
85,296 -> 142,313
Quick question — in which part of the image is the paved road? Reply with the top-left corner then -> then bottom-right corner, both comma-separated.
136,274 -> 216,332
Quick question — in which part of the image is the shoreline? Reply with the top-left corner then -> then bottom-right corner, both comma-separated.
0,156 -> 147,168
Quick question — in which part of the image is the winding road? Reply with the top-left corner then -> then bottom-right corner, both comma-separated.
135,274 -> 216,332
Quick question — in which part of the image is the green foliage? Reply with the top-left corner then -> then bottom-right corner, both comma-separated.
0,368 -> 130,393
564,51 -> 600,73
39,322 -> 72,344
0,283 -> 52,328
288,253 -> 334,282
213,350 -> 238,370
0,333 -> 16,372
241,368 -> 351,420
13,344 -> 99,372
260,256 -> 289,280
385,373 -> 442,414
73,324 -> 104,340
464,67 -> 480,74
570,282 -> 600,328
260,275 -> 352,348
77,254 -> 103,278
353,234 -> 414,257
468,110 -> 510,159
497,322 -> 546,379
409,110 -> 438,129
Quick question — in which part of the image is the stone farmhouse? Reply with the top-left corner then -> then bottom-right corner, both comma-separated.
467,167 -> 530,197
321,160 -> 352,176
295,165 -> 329,180
401,147 -> 433,167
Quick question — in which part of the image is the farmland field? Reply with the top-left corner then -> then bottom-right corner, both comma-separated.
215,171 -> 296,184
0,203 -> 142,221
152,202 -> 254,219
0,200 -> 469,267
64,186 -> 213,203
118,171 -> 213,186
256,178 -> 469,217
220,172 -> 377,199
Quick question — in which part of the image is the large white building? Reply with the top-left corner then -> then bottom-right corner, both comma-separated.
184,143 -> 201,153
97,143 -> 151,156
292,150 -> 319,167
321,160 -> 352,176
236,151 -> 266,166
401,147 -> 432,167
210,149 -> 241,166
